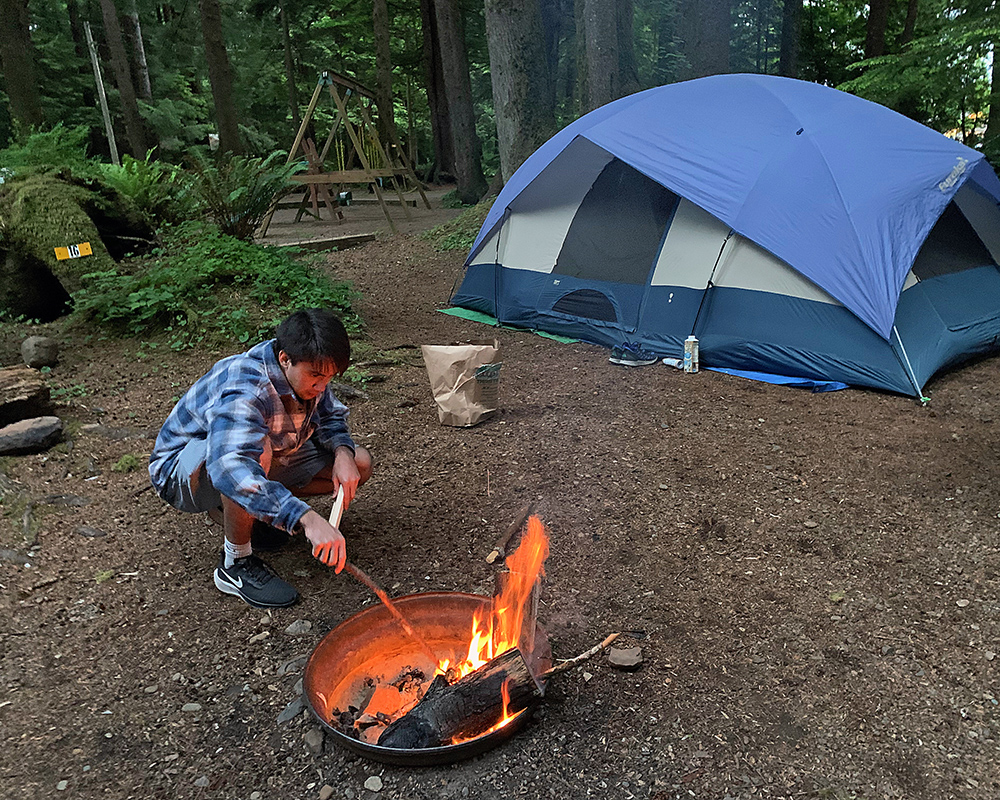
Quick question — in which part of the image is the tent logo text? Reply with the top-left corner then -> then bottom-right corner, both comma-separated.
939,157 -> 969,192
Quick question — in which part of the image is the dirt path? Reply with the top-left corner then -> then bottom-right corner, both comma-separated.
1,216 -> 999,799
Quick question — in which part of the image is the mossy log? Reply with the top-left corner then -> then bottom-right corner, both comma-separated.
0,172 -> 155,320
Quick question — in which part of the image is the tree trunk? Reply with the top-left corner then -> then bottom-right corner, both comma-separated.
538,0 -> 562,116
573,0 -> 587,114
677,0 -> 731,80
864,0 -> 891,59
984,42 -> 1000,161
900,0 -> 919,47
122,0 -> 153,100
278,0 -> 301,132
0,0 -> 46,133
99,0 -> 150,157
372,0 -> 398,148
617,0 -> 639,97
199,0 -> 243,154
484,0 -> 556,183
421,0 -> 455,182
582,0 -> 618,111
778,0 -> 801,78
433,0 -> 487,202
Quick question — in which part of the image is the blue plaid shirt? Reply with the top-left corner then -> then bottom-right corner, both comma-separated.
149,339 -> 356,532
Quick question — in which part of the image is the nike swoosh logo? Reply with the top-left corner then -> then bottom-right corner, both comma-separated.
226,574 -> 243,589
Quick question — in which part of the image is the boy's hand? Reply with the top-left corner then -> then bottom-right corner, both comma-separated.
298,509 -> 346,572
333,446 -> 362,509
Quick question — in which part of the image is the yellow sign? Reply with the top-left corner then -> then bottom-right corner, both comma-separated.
54,242 -> 93,261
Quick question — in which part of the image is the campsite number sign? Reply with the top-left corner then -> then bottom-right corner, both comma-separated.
54,242 -> 93,261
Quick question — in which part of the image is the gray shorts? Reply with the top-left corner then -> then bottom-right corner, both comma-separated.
163,438 -> 332,513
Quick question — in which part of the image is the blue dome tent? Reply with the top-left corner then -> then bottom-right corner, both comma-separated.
451,74 -> 1000,396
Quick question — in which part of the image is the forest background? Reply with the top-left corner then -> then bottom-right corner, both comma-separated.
2,0 -> 1000,208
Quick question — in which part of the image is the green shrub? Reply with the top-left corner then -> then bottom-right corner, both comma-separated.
0,125 -> 95,175
100,152 -> 195,227
188,151 -> 304,240
72,222 -> 360,348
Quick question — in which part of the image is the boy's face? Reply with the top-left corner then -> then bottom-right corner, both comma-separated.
278,351 -> 340,400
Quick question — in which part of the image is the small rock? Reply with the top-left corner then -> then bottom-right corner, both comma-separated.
56,780 -> 68,791
956,599 -> 970,608
75,525 -> 107,538
22,336 -> 59,368
582,671 -> 593,682
986,651 -> 996,661
658,484 -> 669,490
285,619 -> 313,636
181,702 -> 202,713
278,655 -> 308,676
278,696 -> 305,724
250,793 -> 262,800
259,615 -> 272,627
319,786 -> 334,800
364,776 -> 383,792
144,684 -> 159,694
803,520 -> 819,528
304,727 -> 324,755
194,776 -> 210,788
249,631 -> 270,644
608,646 -> 643,671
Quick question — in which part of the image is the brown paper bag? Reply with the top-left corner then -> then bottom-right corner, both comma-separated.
421,340 -> 502,427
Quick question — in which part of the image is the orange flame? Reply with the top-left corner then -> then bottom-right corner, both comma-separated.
438,516 -> 550,691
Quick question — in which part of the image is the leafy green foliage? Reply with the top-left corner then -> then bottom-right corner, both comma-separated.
112,454 -> 141,473
0,125 -> 95,174
421,197 -> 494,252
72,222 -> 360,349
188,151 -> 304,240
100,153 -> 196,227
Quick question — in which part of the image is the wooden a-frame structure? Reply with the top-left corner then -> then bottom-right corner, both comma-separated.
259,71 -> 430,237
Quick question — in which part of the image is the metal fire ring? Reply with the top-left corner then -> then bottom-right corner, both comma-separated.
304,591 -> 552,766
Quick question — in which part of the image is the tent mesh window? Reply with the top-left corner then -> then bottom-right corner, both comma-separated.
550,288 -> 618,322
912,202 -> 998,280
553,158 -> 678,286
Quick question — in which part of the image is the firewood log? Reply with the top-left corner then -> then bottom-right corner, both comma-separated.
377,648 -> 543,749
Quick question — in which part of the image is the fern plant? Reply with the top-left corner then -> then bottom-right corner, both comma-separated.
188,151 -> 304,240
101,152 -> 195,227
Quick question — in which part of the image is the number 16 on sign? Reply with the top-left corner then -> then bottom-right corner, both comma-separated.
54,242 -> 93,260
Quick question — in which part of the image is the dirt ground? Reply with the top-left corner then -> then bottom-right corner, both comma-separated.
2,189 -> 999,800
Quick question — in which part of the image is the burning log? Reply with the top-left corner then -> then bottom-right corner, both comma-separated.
377,647 -> 543,749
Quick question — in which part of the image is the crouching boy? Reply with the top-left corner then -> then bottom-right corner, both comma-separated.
149,308 -> 372,608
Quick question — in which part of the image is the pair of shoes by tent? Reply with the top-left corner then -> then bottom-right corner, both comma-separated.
609,343 -> 659,367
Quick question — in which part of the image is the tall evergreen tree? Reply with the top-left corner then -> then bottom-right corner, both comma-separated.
779,0 -> 801,77
484,0 -> 556,181
0,0 -> 46,133
677,0 -> 731,78
199,0 -> 243,154
99,0 -> 150,156
432,0 -> 487,202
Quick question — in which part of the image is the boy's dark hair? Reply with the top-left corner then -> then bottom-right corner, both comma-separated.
275,309 -> 350,372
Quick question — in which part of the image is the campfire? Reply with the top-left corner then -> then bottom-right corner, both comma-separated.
304,516 -> 553,763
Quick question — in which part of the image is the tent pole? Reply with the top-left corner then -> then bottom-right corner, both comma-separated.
891,325 -> 929,403
688,231 -> 734,338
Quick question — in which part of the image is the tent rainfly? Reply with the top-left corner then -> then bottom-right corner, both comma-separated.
452,74 -> 1000,396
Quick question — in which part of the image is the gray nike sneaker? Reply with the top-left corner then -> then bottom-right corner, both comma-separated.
213,552 -> 299,608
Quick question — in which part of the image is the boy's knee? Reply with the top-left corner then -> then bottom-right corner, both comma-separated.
355,446 -> 373,485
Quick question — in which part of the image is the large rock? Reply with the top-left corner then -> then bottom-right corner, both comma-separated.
0,416 -> 63,455
0,365 -> 52,427
21,336 -> 59,368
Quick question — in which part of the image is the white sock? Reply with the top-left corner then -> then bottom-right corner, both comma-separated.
224,538 -> 252,568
